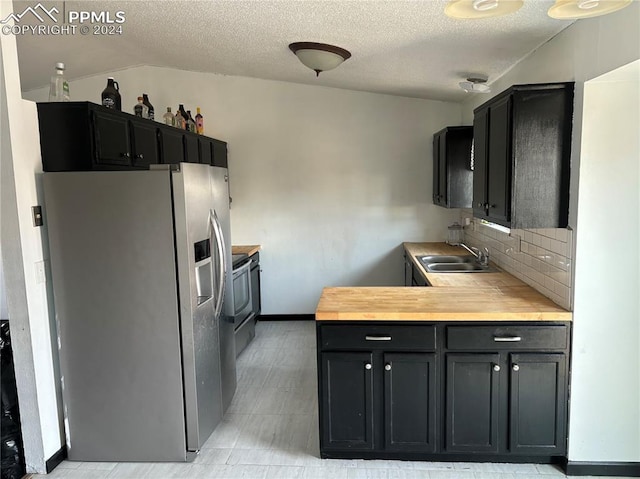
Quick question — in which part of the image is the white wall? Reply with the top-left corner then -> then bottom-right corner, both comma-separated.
570,60 -> 639,462
25,66 -> 463,314
1,2 -> 64,471
458,4 -> 640,463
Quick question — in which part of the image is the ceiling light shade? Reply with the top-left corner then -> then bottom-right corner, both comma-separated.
459,77 -> 492,93
548,0 -> 632,19
289,42 -> 352,76
445,0 -> 524,19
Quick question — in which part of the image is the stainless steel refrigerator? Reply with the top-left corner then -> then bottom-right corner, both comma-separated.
44,163 -> 236,462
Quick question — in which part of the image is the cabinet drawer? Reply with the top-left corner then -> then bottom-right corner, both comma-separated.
447,325 -> 568,351
319,325 -> 436,351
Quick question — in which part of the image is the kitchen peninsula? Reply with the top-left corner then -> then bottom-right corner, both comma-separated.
315,242 -> 571,464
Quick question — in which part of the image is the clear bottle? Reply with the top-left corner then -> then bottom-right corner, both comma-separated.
49,62 -> 70,102
101,77 -> 121,110
142,94 -> 154,120
174,108 -> 184,129
186,110 -> 196,133
134,97 -> 148,118
163,107 -> 175,126
195,107 -> 204,134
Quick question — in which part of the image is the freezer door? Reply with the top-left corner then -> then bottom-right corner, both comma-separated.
172,163 -> 224,451
43,170 -> 188,461
210,166 -> 237,411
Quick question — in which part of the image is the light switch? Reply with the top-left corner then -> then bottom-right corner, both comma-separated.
32,206 -> 43,227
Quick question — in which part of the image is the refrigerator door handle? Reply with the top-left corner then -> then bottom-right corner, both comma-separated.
211,209 -> 227,319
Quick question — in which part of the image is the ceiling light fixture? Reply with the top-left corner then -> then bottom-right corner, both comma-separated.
288,42 -> 352,76
548,0 -> 632,19
445,0 -> 524,19
459,76 -> 492,93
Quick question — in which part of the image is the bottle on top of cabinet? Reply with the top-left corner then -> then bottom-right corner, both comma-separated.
134,97 -> 148,118
186,110 -> 196,133
49,62 -> 70,102
177,105 -> 188,129
142,94 -> 154,120
195,107 -> 204,134
174,109 -> 184,129
163,107 -> 175,126
101,77 -> 121,110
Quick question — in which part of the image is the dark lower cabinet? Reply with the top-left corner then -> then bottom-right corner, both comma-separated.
509,353 -> 567,455
317,322 -> 569,462
320,352 -> 374,450
384,353 -> 436,452
445,353 -> 500,453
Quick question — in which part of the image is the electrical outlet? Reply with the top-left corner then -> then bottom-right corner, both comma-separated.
35,261 -> 46,284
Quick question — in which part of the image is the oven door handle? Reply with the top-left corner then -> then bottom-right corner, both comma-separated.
232,259 -> 253,277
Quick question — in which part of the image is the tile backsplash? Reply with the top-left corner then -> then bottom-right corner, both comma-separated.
459,210 -> 573,310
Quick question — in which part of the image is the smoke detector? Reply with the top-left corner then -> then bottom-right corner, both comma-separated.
459,76 -> 491,93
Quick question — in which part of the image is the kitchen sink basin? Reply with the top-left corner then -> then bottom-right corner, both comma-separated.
418,255 -> 476,264
416,255 -> 496,273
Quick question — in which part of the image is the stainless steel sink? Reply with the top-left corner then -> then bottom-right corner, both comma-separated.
418,255 -> 476,264
416,254 -> 496,273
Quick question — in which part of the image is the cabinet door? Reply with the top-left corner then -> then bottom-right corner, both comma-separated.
211,139 -> 228,168
159,129 -> 185,164
384,353 -> 437,452
92,110 -> 131,166
438,133 -> 448,206
404,255 -> 412,287
130,121 -> 159,167
320,352 -> 374,450
199,138 -> 213,165
472,109 -> 488,218
432,134 -> 441,205
486,96 -> 512,225
445,353 -> 500,453
184,135 -> 200,163
509,353 -> 567,455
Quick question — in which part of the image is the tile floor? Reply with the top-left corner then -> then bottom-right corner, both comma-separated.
34,320 -> 631,479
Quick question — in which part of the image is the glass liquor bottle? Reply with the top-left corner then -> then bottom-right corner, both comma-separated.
163,107 -> 175,126
134,97 -> 148,118
195,107 -> 204,134
142,94 -> 154,120
49,62 -> 70,102
186,110 -> 196,133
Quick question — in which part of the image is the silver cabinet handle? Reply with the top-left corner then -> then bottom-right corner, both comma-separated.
365,335 -> 392,341
493,364 -> 501,372
385,364 -> 392,371
494,336 -> 522,342
365,363 -> 372,370
512,364 -> 520,372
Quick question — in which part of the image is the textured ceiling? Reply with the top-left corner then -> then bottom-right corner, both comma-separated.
14,0 -> 574,102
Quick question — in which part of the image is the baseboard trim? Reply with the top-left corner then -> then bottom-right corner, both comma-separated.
45,445 -> 67,473
258,314 -> 315,321
564,461 -> 640,476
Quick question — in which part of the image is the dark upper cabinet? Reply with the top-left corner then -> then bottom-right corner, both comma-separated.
159,128 -> 185,164
184,134 -> 200,164
92,109 -> 132,167
36,102 -> 228,172
473,83 -> 573,229
129,121 -> 159,167
432,126 -> 473,208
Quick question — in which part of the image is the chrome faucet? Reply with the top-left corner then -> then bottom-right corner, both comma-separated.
461,243 -> 490,266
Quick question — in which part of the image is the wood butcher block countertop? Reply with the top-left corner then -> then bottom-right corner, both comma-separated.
232,245 -> 261,256
315,242 -> 571,322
